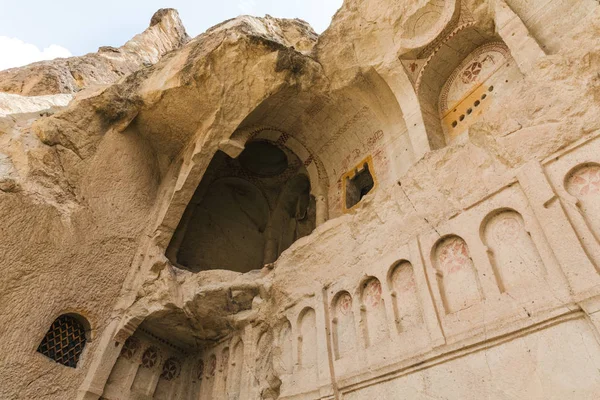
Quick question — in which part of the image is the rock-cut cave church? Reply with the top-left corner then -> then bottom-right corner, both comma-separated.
2,1 -> 600,399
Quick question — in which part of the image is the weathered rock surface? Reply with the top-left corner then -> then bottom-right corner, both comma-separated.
0,8 -> 189,96
2,1 -> 600,400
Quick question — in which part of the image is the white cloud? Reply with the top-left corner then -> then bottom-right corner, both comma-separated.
238,0 -> 257,13
0,36 -> 72,71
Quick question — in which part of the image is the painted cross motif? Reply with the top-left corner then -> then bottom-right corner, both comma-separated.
493,216 -> 521,242
364,280 -> 383,308
120,337 -> 141,360
394,265 -> 416,293
141,347 -> 159,369
160,358 -> 181,381
337,293 -> 353,316
461,61 -> 483,84
569,165 -> 600,197
438,237 -> 470,274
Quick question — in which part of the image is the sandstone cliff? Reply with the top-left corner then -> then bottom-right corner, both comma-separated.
0,8 -> 189,96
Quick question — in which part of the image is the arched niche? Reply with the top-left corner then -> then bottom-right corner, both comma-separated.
103,336 -> 142,398
275,320 -> 293,374
297,307 -> 317,369
166,140 -> 317,273
153,357 -> 183,399
432,235 -> 482,314
202,354 -> 217,398
359,277 -> 389,348
130,346 -> 162,395
566,163 -> 600,243
254,330 -> 274,390
331,291 -> 356,360
388,261 -> 423,333
481,209 -> 546,293
416,27 -> 522,149
229,339 -> 244,399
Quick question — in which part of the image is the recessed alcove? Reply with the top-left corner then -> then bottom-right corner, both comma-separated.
415,27 -> 523,149
166,140 -> 316,273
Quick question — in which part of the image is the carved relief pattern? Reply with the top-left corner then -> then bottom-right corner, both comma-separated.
160,358 -> 181,381
120,337 -> 141,360
141,347 -> 159,369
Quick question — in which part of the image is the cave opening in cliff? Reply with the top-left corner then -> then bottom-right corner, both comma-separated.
166,140 -> 316,273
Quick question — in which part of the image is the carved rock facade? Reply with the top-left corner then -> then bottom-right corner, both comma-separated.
2,1 -> 600,399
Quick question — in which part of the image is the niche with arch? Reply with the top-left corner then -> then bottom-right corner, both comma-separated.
153,358 -> 182,399
37,314 -> 89,368
360,278 -> 389,348
275,320 -> 293,374
415,26 -> 522,149
200,354 -> 217,399
229,340 -> 244,399
166,140 -> 317,273
332,292 -> 357,360
389,261 -> 423,333
297,308 -> 317,369
482,209 -> 546,293
216,348 -> 230,398
130,346 -> 161,395
566,164 -> 600,242
191,359 -> 205,398
433,236 -> 482,314
103,336 -> 142,397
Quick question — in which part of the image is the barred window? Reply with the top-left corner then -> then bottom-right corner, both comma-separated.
37,314 -> 88,368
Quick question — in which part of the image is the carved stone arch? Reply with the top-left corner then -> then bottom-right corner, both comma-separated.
411,22 -> 520,149
479,208 -> 546,294
357,276 -> 389,348
229,337 -> 245,397
431,234 -> 482,314
331,291 -> 356,359
275,319 -> 293,374
225,126 -> 329,197
297,307 -> 317,369
387,260 -> 423,333
565,162 -> 600,244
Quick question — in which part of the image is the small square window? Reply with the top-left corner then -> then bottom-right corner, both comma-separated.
343,156 -> 376,211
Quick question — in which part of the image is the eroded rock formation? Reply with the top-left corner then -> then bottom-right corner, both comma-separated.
2,1 -> 600,399
0,8 -> 189,96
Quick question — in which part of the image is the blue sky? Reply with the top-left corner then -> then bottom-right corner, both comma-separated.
0,0 -> 343,70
